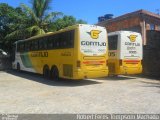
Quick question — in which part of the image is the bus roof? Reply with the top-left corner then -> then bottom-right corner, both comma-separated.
108,31 -> 141,36
15,24 -> 105,43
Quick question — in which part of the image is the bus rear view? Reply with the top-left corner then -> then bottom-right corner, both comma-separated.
76,25 -> 108,79
108,31 -> 142,75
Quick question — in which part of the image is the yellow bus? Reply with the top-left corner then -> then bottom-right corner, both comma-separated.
108,31 -> 142,75
12,24 -> 109,80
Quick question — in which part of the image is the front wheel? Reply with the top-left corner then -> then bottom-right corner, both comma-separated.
50,66 -> 59,81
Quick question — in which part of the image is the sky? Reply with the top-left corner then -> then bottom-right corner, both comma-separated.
1,0 -> 160,24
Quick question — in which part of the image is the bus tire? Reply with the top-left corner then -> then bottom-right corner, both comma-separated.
50,66 -> 59,81
17,63 -> 20,71
43,65 -> 50,79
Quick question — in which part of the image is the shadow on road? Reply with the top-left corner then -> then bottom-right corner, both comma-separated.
98,75 -> 136,81
6,70 -> 101,87
140,81 -> 160,88
131,74 -> 160,81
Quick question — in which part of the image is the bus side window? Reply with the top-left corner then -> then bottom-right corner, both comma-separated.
62,30 -> 74,49
62,32 -> 67,47
52,35 -> 56,49
47,36 -> 53,49
29,41 -> 32,51
35,40 -> 39,50
44,37 -> 48,50
17,43 -> 20,52
31,41 -> 34,51
31,40 -> 38,51
108,35 -> 118,50
25,41 -> 30,52
19,42 -> 25,52
60,32 -> 67,48
61,30 -> 74,48
69,30 -> 74,48
55,34 -> 60,49
39,38 -> 46,50
65,31 -> 70,48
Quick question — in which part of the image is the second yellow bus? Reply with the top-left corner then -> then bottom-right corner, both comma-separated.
108,31 -> 143,75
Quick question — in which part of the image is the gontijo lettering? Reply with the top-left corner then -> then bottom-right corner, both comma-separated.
81,41 -> 106,46
31,52 -> 48,57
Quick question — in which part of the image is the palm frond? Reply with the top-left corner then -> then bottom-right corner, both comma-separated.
21,3 -> 39,24
5,26 -> 45,42
5,29 -> 28,41
37,29 -> 46,35
32,0 -> 52,19
43,0 -> 52,11
43,12 -> 63,22
26,25 -> 45,36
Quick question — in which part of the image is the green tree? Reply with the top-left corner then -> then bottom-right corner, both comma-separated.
0,3 -> 29,46
50,15 -> 87,31
5,0 -> 62,42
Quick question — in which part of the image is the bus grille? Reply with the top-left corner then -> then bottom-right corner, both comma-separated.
63,64 -> 73,77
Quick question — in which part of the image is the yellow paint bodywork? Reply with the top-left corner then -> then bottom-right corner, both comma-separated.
108,51 -> 142,75
26,25 -> 108,79
108,59 -> 142,75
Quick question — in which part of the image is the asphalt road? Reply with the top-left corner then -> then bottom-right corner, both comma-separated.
0,70 -> 160,113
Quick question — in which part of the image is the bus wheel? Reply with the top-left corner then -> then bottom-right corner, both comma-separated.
50,66 -> 59,81
43,65 -> 50,79
17,63 -> 20,71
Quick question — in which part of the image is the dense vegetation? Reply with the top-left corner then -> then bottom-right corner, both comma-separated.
0,0 -> 86,51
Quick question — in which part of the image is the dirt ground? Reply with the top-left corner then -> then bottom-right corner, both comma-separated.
0,70 -> 160,113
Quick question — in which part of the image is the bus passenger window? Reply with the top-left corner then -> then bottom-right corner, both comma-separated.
31,40 -> 38,51
17,43 -> 20,52
44,37 -> 48,49
19,42 -> 25,52
52,35 -> 56,49
108,35 -> 118,50
55,34 -> 60,48
39,38 -> 47,50
29,41 -> 32,51
62,32 -> 67,47
25,41 -> 31,52
47,36 -> 53,49
69,30 -> 74,48
30,41 -> 34,51
59,32 -> 64,48
64,30 -> 74,48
